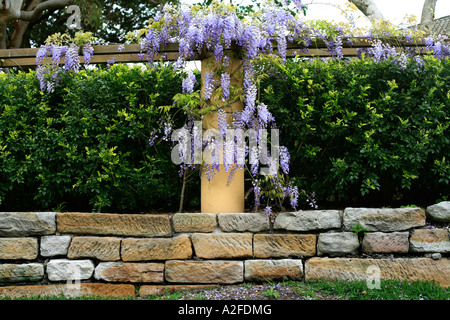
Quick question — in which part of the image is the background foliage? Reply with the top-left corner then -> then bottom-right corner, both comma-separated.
0,63 -> 197,213
1,55 -> 450,212
261,55 -> 450,208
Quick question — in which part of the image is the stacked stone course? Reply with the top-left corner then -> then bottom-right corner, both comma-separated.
0,203 -> 449,299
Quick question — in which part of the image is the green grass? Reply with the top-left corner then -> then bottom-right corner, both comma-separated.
299,279 -> 450,300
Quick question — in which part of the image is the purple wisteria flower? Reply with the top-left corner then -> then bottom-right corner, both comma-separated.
221,72 -> 230,101
106,57 -> 116,70
64,45 -> 80,73
279,146 -> 290,175
257,103 -> 274,126
82,44 -> 94,66
217,109 -> 228,139
203,70 -> 215,100
182,71 -> 197,94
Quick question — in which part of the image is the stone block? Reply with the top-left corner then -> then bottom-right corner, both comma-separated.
67,237 -> 121,261
191,233 -> 252,259
40,235 -> 72,257
0,238 -> 38,260
305,257 -> 450,288
0,283 -> 135,299
426,201 -> 450,222
343,207 -> 425,232
57,212 -> 171,237
218,212 -> 269,232
121,235 -> 192,261
165,260 -> 244,284
0,212 -> 56,236
317,232 -> 360,256
274,210 -> 342,232
0,263 -> 44,283
253,234 -> 316,258
410,229 -> 450,253
46,259 -> 94,281
362,232 -> 409,253
244,259 -> 303,282
173,213 -> 217,233
94,262 -> 164,283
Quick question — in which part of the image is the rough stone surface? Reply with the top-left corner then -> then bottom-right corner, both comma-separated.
253,234 -> 316,258
0,238 -> 38,260
67,237 -> 121,261
0,283 -> 135,299
165,260 -> 244,284
40,235 -> 72,257
0,263 -> 44,283
362,232 -> 410,253
426,202 -> 450,222
139,285 -> 219,297
274,211 -> 342,232
173,213 -> 217,233
317,232 -> 360,256
46,259 -> 95,281
94,262 -> 164,283
409,229 -> 450,253
343,207 -> 426,232
305,257 -> 450,288
0,212 -> 56,236
244,259 -> 303,282
431,253 -> 442,260
121,235 -> 192,261
57,212 -> 172,237
191,233 -> 252,259
218,213 -> 269,232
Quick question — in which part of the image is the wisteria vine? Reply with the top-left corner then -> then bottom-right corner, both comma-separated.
35,1 -> 450,216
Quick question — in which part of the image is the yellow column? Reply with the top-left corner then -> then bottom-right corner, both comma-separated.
200,55 -> 245,213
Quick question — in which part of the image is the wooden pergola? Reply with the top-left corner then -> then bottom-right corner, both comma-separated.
0,37 -> 428,68
0,37 -> 429,213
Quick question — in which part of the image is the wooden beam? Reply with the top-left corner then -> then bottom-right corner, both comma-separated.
0,37 -> 429,68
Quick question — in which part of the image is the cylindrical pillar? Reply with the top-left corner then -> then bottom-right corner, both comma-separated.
200,55 -> 245,213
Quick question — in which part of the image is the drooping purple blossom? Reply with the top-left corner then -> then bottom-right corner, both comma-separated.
253,182 -> 261,210
203,70 -> 215,100
221,72 -> 230,101
279,146 -> 290,175
65,45 -> 80,73
82,44 -> 94,66
257,103 -> 274,126
217,108 -> 228,138
264,205 -> 272,217
182,71 -> 197,94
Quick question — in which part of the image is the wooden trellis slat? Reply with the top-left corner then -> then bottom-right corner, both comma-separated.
0,37 -> 427,68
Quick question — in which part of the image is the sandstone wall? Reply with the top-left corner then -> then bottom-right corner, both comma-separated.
0,203 -> 449,299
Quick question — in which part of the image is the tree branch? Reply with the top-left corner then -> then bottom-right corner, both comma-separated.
19,0 -> 74,22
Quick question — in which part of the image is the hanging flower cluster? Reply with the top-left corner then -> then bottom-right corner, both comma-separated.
35,32 -> 96,93
144,1 -> 316,215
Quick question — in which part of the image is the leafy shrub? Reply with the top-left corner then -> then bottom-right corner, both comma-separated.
262,55 -> 450,208
0,64 -> 194,213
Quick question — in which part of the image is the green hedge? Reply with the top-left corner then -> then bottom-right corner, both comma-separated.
0,64 -> 197,213
262,55 -> 450,208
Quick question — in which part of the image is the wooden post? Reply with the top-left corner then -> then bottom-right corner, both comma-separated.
200,55 -> 245,213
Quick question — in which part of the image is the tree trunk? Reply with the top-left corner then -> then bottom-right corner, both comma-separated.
348,0 -> 384,22
420,0 -> 437,31
0,22 -> 7,49
9,0 -> 41,48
